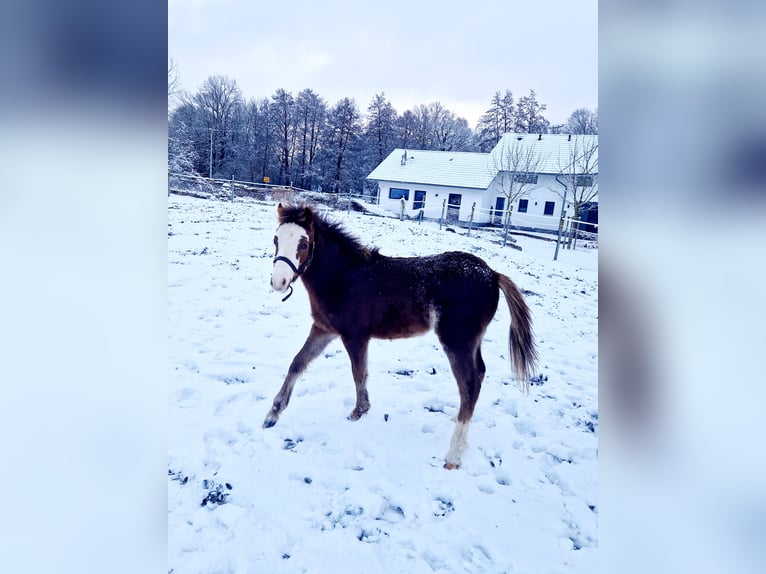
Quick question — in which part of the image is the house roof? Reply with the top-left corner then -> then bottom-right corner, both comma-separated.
489,133 -> 598,175
365,133 -> 598,190
365,149 -> 495,190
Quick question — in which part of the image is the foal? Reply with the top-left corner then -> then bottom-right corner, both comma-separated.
264,203 -> 537,469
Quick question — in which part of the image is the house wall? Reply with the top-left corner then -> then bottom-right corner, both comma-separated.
376,181 -> 487,223
375,175 -> 598,233
486,174 -> 598,233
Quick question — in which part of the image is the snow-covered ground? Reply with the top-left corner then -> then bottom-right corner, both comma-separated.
168,195 -> 598,573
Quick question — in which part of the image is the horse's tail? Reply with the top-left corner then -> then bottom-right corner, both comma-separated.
497,273 -> 538,392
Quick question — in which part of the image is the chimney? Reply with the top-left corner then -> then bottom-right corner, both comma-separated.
538,133 -> 542,141
568,134 -> 571,141
401,150 -> 407,165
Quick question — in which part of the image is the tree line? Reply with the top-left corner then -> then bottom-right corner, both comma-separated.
168,72 -> 598,195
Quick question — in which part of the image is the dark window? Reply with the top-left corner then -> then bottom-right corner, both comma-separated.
413,190 -> 426,210
575,175 -> 594,187
513,173 -> 538,184
518,199 -> 528,213
493,197 -> 505,225
543,201 -> 556,216
389,187 -> 409,200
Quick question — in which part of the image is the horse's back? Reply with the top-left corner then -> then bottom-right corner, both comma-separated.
425,251 -> 500,340
364,251 -> 499,341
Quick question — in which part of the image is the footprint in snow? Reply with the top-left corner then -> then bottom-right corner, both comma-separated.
461,545 -> 493,573
432,496 -> 454,518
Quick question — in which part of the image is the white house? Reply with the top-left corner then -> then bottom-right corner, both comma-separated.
365,133 -> 598,234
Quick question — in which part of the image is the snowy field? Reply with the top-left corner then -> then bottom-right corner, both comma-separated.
168,195 -> 598,573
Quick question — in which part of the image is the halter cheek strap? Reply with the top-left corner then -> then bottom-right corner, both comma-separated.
273,242 -> 314,302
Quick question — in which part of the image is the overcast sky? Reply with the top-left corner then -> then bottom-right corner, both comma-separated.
168,0 -> 597,129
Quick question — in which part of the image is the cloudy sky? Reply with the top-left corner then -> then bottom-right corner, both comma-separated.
168,0 -> 597,129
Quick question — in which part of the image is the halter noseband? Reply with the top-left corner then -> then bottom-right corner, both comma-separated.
273,239 -> 314,302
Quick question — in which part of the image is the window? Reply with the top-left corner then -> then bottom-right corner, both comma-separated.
513,173 -> 538,184
575,175 -> 594,187
543,201 -> 556,216
518,199 -> 528,213
413,190 -> 426,210
388,188 -> 409,200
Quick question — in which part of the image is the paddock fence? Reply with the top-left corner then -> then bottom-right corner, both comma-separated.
168,173 -> 597,251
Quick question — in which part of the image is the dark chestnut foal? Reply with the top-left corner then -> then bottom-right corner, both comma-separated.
264,203 -> 537,469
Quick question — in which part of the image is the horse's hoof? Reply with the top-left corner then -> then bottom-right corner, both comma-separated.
263,417 -> 277,429
443,462 -> 460,470
347,403 -> 370,421
347,409 -> 368,421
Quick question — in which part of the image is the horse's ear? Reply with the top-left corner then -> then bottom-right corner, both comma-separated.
277,202 -> 285,217
300,206 -> 313,227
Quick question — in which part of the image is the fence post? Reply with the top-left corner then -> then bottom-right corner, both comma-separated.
347,189 -> 352,214
439,198 -> 446,230
502,206 -> 512,247
468,202 -> 476,236
553,214 -> 566,261
230,175 -> 235,201
400,197 -> 405,221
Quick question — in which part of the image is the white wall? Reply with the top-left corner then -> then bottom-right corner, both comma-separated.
376,182 -> 486,223
486,173 -> 594,232
375,175 -> 597,232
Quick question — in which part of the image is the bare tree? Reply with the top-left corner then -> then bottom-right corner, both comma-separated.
395,109 -> 417,149
431,104 -> 474,151
168,57 -> 180,98
565,107 -> 598,135
193,76 -> 243,178
269,89 -> 298,185
168,56 -> 185,116
321,97 -> 361,193
410,103 -> 434,149
554,135 -> 599,249
295,89 -> 326,190
489,136 -> 547,245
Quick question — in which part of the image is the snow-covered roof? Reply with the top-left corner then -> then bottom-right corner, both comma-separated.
489,133 -> 598,175
365,134 -> 598,190
366,149 -> 495,190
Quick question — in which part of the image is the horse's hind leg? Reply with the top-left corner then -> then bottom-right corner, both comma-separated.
341,336 -> 370,421
263,324 -> 337,428
442,343 -> 486,469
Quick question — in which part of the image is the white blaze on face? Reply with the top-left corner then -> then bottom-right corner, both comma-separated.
271,223 -> 309,292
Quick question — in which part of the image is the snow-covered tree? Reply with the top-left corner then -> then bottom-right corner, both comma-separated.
514,89 -> 550,134
565,107 -> 598,135
269,89 -> 297,185
476,90 -> 514,151
320,98 -> 362,193
364,93 -> 398,165
294,89 -> 327,191
193,75 -> 243,178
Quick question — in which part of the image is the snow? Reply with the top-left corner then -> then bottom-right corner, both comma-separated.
168,195 -> 598,573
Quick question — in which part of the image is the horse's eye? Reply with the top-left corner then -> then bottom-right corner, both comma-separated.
299,243 -> 308,250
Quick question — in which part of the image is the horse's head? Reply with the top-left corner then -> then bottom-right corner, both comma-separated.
271,203 -> 314,295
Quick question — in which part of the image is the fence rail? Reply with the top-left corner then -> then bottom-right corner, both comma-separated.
168,173 -> 596,254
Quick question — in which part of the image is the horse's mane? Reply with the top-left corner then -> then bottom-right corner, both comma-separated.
278,203 -> 379,262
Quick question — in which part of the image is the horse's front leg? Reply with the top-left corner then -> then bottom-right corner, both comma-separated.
263,324 -> 337,428
341,336 -> 370,421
